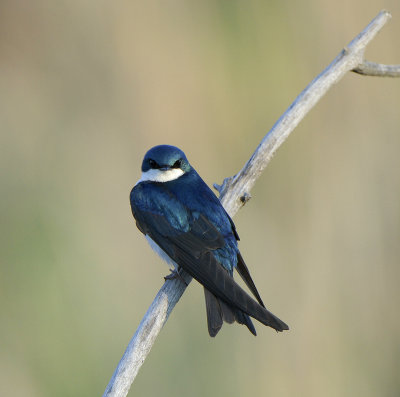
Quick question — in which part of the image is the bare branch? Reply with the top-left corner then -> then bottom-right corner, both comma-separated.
103,9 -> 397,397
103,271 -> 192,397
352,60 -> 400,77
217,10 -> 394,216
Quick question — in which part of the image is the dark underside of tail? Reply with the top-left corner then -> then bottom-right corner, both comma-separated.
204,288 -> 257,337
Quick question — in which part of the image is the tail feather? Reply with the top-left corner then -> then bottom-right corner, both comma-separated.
204,288 -> 223,337
204,288 -> 257,337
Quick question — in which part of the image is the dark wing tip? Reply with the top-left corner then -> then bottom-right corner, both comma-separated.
271,317 -> 289,332
235,252 -> 265,307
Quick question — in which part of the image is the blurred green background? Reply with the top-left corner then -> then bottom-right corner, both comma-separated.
1,1 -> 400,396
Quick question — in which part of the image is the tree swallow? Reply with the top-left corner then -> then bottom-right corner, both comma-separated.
130,145 -> 289,337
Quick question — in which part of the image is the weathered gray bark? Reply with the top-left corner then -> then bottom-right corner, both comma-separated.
352,60 -> 400,76
103,10 -> 398,397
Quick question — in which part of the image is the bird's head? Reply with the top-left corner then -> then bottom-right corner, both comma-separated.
139,145 -> 191,183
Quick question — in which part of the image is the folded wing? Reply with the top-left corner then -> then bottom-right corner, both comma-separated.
131,188 -> 289,333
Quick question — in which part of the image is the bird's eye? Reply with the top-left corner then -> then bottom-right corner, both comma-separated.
172,159 -> 182,169
149,159 -> 159,169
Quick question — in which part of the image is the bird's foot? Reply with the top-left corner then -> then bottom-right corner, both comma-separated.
164,268 -> 188,286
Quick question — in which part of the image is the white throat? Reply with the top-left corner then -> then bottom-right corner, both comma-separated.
135,168 -> 184,185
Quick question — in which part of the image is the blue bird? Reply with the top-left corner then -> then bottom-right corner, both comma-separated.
130,145 -> 289,336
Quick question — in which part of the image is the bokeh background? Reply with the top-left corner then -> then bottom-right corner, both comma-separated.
1,1 -> 399,396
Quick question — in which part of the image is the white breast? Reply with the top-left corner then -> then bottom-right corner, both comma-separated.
145,235 -> 178,270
